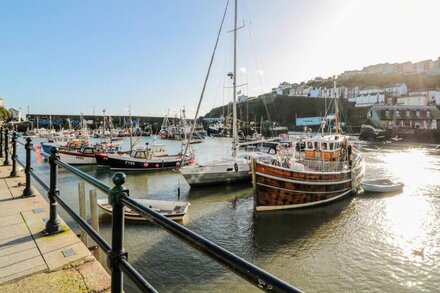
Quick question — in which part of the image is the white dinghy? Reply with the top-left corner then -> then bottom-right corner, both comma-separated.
362,179 -> 404,193
97,198 -> 190,221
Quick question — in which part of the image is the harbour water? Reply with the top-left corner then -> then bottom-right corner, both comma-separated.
25,136 -> 440,292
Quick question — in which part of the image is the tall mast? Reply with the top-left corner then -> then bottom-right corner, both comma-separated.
232,0 -> 238,157
103,109 -> 106,137
129,105 -> 133,151
334,81 -> 340,135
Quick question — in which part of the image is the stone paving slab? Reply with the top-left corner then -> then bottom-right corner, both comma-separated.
0,163 -> 110,291
0,214 -> 22,228
0,258 -> 110,293
0,234 -> 36,258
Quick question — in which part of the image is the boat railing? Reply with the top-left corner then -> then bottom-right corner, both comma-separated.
3,129 -> 301,293
294,157 -> 348,173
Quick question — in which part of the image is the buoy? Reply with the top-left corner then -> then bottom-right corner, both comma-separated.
143,162 -> 149,167
155,163 -> 160,168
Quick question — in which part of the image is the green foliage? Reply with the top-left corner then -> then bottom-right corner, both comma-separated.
0,106 -> 12,122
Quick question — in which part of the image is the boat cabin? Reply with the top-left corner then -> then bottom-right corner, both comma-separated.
131,143 -> 169,159
79,146 -> 95,154
303,135 -> 346,160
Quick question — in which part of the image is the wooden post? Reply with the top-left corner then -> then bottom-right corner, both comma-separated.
89,189 -> 100,260
251,158 -> 257,212
78,182 -> 87,245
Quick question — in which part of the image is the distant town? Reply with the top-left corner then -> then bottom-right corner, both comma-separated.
2,56 -> 440,134
238,56 -> 440,108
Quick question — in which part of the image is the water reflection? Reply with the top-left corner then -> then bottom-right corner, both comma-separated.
20,137 -> 440,292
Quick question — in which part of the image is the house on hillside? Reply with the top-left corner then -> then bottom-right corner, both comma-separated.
409,89 -> 440,105
383,83 -> 407,97
367,105 -> 440,130
9,108 -> 22,122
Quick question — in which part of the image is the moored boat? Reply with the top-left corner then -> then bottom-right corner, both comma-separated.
58,146 -> 97,165
106,143 -> 194,171
361,179 -> 404,193
252,81 -> 365,211
252,135 -> 364,211
97,198 -> 190,221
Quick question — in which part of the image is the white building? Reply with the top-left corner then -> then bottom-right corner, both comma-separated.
383,83 -> 407,97
9,108 -> 22,122
397,96 -> 429,106
409,90 -> 440,105
273,82 -> 291,96
359,86 -> 383,95
355,94 -> 385,107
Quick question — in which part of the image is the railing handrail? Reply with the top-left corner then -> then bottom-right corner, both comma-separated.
9,133 -> 301,293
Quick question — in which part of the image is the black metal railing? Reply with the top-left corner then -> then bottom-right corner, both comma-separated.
4,129 -> 301,293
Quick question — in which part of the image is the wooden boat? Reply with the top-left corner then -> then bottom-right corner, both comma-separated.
252,83 -> 365,211
253,135 -> 365,211
97,198 -> 190,221
361,179 -> 404,193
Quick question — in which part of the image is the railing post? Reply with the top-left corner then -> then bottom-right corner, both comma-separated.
3,129 -> 9,166
0,127 -> 3,158
108,172 -> 128,293
43,147 -> 63,235
22,137 -> 36,197
9,132 -> 18,177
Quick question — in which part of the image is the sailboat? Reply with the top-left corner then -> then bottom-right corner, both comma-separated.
179,0 -> 276,186
251,82 -> 365,211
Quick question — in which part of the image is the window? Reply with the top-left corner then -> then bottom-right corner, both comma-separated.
396,110 -> 400,116
385,110 -> 390,116
322,143 -> 327,150
307,142 -> 313,149
330,143 -> 334,150
135,152 -> 146,159
427,110 -> 431,117
314,142 -> 318,149
83,148 -> 93,154
406,110 -> 410,116
416,111 -> 420,117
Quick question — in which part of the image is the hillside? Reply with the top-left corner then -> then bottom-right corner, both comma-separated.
203,96 -> 369,131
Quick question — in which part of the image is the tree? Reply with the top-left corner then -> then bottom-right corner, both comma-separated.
0,106 -> 12,123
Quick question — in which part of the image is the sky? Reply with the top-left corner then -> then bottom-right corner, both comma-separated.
1,0 -> 440,118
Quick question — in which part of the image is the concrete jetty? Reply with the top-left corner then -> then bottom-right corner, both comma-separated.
0,163 -> 110,292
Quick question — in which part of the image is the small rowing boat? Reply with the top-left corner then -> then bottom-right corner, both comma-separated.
361,179 -> 404,193
97,198 -> 190,221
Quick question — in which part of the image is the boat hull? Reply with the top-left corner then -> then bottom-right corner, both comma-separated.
58,150 -> 97,165
95,153 -> 109,166
253,160 -> 364,211
180,161 -> 251,186
361,179 -> 404,193
107,154 -> 186,171
97,199 -> 189,221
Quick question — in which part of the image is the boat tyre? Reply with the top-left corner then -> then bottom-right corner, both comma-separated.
234,162 -> 239,172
